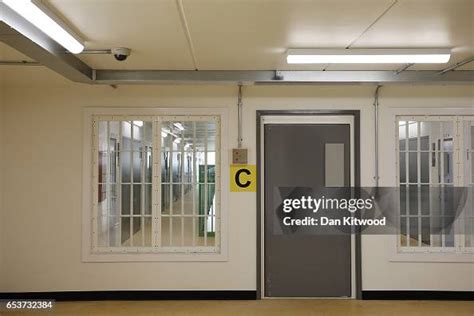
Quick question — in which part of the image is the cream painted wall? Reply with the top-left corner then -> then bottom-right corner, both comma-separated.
0,69 -> 3,286
0,51 -> 5,286
364,86 -> 474,290
0,68 -> 473,292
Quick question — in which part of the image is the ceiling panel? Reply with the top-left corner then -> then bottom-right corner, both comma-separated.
45,0 -> 195,69
183,0 -> 394,70
1,0 -> 472,72
351,0 -> 474,71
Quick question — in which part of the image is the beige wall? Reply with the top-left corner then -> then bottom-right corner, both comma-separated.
0,68 -> 473,292
0,52 -> 6,286
0,65 -> 3,285
365,87 -> 474,290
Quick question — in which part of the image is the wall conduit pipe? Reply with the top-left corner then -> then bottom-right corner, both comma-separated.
373,85 -> 382,187
237,84 -> 243,148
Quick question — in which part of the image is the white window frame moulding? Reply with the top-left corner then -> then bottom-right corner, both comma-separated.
82,107 -> 229,262
382,106 -> 474,263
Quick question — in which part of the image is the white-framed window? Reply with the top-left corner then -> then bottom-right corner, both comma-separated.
460,117 -> 474,253
82,109 -> 228,262
396,115 -> 473,254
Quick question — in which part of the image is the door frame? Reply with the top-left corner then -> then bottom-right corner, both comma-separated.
256,110 -> 361,299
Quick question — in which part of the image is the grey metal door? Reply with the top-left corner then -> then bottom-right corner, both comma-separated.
264,122 -> 352,297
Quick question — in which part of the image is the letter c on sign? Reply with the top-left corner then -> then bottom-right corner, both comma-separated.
235,168 -> 251,188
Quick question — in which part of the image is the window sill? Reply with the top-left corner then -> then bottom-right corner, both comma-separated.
390,251 -> 474,263
82,251 -> 228,263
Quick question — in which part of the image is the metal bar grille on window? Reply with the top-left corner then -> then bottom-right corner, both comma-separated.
92,115 -> 221,254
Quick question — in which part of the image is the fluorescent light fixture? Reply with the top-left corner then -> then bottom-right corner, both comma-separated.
2,0 -> 84,54
173,123 -> 185,131
286,49 -> 451,64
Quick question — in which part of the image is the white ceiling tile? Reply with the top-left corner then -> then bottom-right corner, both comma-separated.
1,0 -> 472,72
183,0 -> 394,69
351,0 -> 474,52
45,0 -> 195,69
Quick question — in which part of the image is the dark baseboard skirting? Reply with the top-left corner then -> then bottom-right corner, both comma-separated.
362,291 -> 474,301
2,290 -> 471,301
0,291 -> 258,301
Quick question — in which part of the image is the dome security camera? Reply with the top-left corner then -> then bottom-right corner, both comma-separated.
111,47 -> 131,61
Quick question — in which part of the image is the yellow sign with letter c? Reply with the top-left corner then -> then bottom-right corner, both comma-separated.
230,165 -> 256,192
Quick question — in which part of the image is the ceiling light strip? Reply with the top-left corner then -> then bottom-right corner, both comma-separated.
287,49 -> 451,64
2,0 -> 84,54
